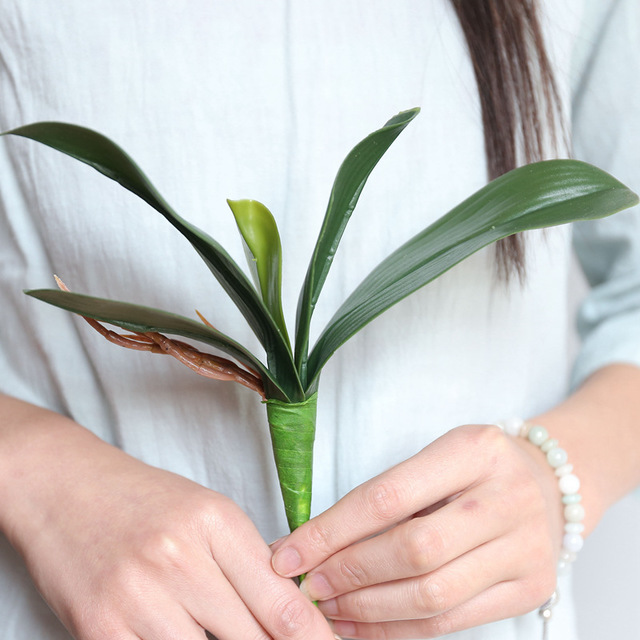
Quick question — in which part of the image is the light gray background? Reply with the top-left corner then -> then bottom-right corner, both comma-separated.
569,260 -> 640,639
574,494 -> 640,638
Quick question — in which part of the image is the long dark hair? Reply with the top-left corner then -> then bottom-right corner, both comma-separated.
450,0 -> 563,279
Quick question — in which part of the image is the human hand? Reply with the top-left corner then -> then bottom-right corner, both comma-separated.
1,406 -> 334,640
271,425 -> 563,638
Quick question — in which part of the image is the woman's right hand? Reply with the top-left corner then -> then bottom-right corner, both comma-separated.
0,395 -> 333,640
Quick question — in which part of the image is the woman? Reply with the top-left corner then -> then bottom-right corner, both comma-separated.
0,1 -> 639,639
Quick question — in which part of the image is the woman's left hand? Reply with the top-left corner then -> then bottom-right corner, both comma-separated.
271,424 -> 564,638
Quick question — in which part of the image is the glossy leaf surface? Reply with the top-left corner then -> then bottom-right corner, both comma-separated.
306,159 -> 639,387
4,124 -> 302,400
228,199 -> 289,346
25,288 -> 289,400
266,394 -> 317,532
294,108 -> 420,384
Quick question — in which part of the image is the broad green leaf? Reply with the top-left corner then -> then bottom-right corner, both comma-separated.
294,108 -> 420,384
306,159 -> 639,388
25,288 -> 289,401
227,199 -> 290,346
3,123 -> 303,400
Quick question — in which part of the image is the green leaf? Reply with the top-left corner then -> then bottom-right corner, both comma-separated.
294,108 -> 420,384
3,123 -> 303,400
25,288 -> 289,401
227,199 -> 290,347
306,159 -> 639,388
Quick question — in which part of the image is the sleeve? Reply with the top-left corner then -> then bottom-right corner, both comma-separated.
569,0 -> 640,390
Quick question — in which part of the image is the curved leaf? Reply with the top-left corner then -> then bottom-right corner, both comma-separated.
294,108 -> 420,384
3,123 -> 303,400
25,288 -> 289,401
306,159 -> 639,388
227,199 -> 289,346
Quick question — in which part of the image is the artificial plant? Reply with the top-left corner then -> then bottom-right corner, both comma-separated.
2,109 -> 637,534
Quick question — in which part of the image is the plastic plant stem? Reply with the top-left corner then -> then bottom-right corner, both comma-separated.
266,394 -> 318,532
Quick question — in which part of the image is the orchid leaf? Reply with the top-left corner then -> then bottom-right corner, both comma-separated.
3,123 -> 302,400
306,159 -> 639,388
294,108 -> 420,384
227,199 -> 289,347
25,288 -> 289,401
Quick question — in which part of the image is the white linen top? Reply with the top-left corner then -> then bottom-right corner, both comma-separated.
0,1 -> 639,639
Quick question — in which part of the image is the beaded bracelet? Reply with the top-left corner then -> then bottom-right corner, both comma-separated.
497,417 -> 585,576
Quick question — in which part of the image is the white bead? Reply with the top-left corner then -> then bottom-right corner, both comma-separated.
560,548 -> 577,563
547,447 -> 568,468
558,473 -> 580,494
555,463 -> 574,477
564,503 -> 585,522
563,532 -> 584,553
499,417 -> 525,436
528,425 -> 549,446
515,422 -> 584,567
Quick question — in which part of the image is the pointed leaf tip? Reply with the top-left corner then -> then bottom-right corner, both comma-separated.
294,107 -> 420,382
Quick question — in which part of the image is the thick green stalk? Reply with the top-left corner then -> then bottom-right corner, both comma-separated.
266,394 -> 318,532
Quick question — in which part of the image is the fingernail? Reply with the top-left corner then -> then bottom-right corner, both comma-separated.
271,546 -> 302,577
300,572 -> 333,600
269,535 -> 287,551
317,597 -> 338,617
300,573 -> 333,600
333,621 -> 356,638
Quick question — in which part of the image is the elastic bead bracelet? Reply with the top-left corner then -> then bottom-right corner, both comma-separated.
496,417 -> 585,576
497,418 -> 585,638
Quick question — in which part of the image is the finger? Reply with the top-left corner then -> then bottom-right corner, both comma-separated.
108,505 -> 273,640
210,499 -> 336,640
272,426 -> 506,578
331,578 -> 555,639
301,482 -> 518,601
117,557 -> 268,640
130,601 -> 209,640
316,530 -> 534,623
180,558 -> 271,640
